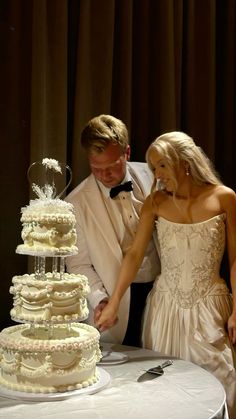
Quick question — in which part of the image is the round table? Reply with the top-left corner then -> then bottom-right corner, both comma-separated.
0,343 -> 228,419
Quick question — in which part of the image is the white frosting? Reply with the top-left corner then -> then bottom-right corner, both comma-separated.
10,273 -> 90,323
16,199 -> 78,256
0,159 -> 102,394
42,158 -> 62,173
0,324 -> 102,393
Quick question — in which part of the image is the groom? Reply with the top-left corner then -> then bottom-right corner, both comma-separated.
66,114 -> 160,346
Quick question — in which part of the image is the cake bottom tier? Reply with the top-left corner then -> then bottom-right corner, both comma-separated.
0,323 -> 102,393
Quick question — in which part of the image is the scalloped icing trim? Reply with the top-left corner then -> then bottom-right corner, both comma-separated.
16,245 -> 78,256
12,272 -> 90,288
0,323 -> 100,352
21,198 -> 75,214
0,368 -> 100,394
10,308 -> 89,324
21,213 -> 76,224
0,348 -> 101,377
10,304 -> 89,323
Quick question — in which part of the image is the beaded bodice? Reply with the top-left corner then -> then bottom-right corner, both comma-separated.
155,214 -> 229,308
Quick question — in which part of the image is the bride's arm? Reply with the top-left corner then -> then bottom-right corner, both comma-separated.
223,187 -> 236,344
96,195 -> 156,331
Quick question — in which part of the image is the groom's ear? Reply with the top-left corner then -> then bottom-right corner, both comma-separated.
126,145 -> 131,161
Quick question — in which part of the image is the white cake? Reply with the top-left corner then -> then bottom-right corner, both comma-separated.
10,273 -> 90,323
16,198 -> 78,256
0,323 -> 101,393
0,158 -> 102,394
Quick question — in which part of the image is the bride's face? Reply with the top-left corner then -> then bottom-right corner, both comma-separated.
149,149 -> 176,192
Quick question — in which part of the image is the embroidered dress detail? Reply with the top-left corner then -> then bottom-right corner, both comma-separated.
142,214 -> 236,411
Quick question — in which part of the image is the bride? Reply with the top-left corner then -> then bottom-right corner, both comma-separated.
96,131 -> 236,417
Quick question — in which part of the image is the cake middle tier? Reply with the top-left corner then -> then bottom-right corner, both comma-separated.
10,273 -> 90,323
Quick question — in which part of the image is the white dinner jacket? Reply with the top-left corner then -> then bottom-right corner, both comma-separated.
66,162 -> 155,343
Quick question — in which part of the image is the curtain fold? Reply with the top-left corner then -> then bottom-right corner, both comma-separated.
30,0 -> 68,163
69,0 -> 117,184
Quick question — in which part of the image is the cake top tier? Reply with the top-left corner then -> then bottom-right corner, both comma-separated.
16,158 -> 78,257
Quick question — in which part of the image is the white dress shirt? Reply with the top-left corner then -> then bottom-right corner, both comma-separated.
97,169 -> 158,283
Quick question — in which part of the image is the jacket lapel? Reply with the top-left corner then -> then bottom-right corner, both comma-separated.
80,175 -> 123,265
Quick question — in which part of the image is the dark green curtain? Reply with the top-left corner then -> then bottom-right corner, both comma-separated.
1,0 -> 235,328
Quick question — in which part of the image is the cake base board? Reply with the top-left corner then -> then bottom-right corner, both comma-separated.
11,316 -> 89,325
16,249 -> 78,257
0,367 -> 110,402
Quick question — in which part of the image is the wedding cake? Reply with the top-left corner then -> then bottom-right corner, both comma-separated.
10,272 -> 90,323
16,160 -> 78,257
0,158 -> 102,394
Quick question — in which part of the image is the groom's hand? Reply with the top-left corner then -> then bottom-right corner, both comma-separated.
95,302 -> 118,332
94,299 -> 109,324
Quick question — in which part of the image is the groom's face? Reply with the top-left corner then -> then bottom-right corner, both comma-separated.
89,143 -> 130,188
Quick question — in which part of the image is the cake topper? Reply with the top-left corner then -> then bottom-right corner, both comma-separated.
27,158 -> 72,199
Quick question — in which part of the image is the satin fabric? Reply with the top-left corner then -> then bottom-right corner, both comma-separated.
142,214 -> 236,417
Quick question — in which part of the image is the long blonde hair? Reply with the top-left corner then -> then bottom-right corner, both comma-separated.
146,131 -> 222,195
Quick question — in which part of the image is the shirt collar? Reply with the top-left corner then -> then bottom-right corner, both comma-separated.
96,170 -> 131,198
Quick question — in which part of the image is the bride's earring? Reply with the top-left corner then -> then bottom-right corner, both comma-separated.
186,167 -> 190,176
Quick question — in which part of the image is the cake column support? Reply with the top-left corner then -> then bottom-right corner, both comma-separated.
60,257 -> 65,280
52,257 -> 58,276
34,256 -> 40,278
39,256 -> 46,278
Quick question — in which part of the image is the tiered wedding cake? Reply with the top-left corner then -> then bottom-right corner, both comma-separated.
0,158 -> 101,394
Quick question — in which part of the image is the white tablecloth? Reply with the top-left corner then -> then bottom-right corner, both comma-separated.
0,343 -> 229,419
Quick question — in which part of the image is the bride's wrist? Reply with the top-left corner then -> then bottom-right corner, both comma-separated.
110,294 -> 120,309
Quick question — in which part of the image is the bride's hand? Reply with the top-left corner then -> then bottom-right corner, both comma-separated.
95,299 -> 119,332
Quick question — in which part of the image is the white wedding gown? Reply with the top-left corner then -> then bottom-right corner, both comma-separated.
142,214 -> 236,414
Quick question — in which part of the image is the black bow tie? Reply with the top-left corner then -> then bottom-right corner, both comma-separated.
110,181 -> 133,198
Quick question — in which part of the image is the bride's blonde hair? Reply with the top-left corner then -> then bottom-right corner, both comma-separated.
146,131 -> 222,195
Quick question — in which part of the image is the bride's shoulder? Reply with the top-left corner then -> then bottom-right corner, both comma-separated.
144,190 -> 168,210
214,184 -> 236,197
214,185 -> 236,207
